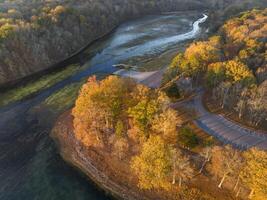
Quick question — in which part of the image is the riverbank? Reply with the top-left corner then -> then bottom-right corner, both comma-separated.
0,0 -> 212,87
0,25 -> 119,91
2,0 -> 265,88
51,112 -> 149,200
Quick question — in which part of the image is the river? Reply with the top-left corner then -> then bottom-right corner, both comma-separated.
0,12 -> 207,200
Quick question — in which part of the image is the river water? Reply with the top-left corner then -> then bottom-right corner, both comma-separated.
0,12 -> 207,200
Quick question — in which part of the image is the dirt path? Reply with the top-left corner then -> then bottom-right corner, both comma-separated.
113,69 -> 164,88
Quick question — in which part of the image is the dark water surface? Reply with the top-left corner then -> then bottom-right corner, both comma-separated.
0,12 -> 207,200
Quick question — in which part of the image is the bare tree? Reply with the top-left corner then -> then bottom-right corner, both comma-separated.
199,147 -> 212,173
171,149 -> 194,187
235,88 -> 250,119
220,82 -> 232,109
210,146 -> 243,189
112,138 -> 129,160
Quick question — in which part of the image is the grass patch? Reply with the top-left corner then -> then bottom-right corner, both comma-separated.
0,64 -> 80,107
178,126 -> 200,149
43,80 -> 85,112
177,125 -> 216,152
163,83 -> 181,101
43,72 -> 109,113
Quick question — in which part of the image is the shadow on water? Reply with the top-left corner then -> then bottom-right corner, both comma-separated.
0,12 -> 207,200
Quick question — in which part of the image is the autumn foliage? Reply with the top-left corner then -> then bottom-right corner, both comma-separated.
165,8 -> 267,127
72,75 -> 169,147
70,9 -> 267,198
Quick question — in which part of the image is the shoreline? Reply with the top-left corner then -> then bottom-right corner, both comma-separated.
0,9 -> 207,91
51,106 -> 239,200
0,25 -> 118,92
51,112 -> 149,200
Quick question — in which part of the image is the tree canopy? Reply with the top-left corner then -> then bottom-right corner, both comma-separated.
164,8 -> 267,127
241,148 -> 267,200
131,135 -> 173,190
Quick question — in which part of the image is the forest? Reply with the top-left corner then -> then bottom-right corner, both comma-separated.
72,74 -> 267,200
164,9 -> 267,128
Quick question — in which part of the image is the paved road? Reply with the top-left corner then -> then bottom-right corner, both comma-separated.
190,92 -> 267,150
126,71 -> 267,150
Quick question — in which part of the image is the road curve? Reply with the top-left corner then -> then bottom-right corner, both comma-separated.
138,71 -> 267,150
192,92 -> 267,150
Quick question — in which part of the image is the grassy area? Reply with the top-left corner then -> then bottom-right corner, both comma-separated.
42,80 -> 85,113
124,43 -> 187,72
0,64 -> 81,107
42,72 -> 109,113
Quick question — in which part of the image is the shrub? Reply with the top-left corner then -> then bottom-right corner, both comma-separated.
164,83 -> 180,99
115,120 -> 125,138
178,127 -> 199,149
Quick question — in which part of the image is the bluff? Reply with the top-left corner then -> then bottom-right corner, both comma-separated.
0,0 -> 265,86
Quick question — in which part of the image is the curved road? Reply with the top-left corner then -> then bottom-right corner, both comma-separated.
189,91 -> 267,150
131,71 -> 267,150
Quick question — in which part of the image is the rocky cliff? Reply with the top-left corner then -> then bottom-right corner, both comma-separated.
0,0 -> 265,86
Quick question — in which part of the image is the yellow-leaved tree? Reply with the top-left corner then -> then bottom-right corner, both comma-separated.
131,135 -> 172,190
241,148 -> 267,200
72,76 -> 135,147
224,60 -> 255,85
151,108 -> 181,145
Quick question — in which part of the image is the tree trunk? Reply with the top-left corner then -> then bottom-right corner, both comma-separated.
238,105 -> 243,119
218,174 -> 226,188
233,176 -> 240,191
196,72 -> 199,86
199,160 -> 207,173
105,116 -> 109,129
255,119 -> 261,127
239,112 -> 242,119
248,189 -> 254,199
179,177 -> 182,187
172,173 -> 176,185
236,187 -> 241,197
222,87 -> 230,109
163,125 -> 166,138
172,152 -> 177,185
